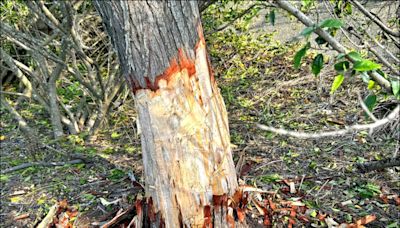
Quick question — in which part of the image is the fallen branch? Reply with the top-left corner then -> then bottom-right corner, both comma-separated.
357,156 -> 400,173
257,105 -> 399,139
1,159 -> 84,174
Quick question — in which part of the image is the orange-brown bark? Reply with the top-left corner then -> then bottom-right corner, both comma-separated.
130,24 -> 215,95
130,48 -> 197,93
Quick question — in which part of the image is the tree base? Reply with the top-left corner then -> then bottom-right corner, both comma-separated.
131,192 -> 250,228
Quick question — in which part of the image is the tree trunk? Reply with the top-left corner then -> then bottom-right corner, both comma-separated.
94,1 -> 239,227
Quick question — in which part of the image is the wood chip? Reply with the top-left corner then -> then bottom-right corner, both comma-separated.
289,182 -> 296,194
341,200 -> 353,206
14,213 -> 29,220
10,190 -> 26,196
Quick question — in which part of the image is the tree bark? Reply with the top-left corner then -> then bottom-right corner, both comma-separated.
94,1 -> 239,227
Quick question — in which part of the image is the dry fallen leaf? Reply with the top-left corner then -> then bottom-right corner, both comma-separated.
59,199 -> 68,209
318,212 -> 327,221
379,194 -> 389,204
237,208 -> 246,222
269,199 -> 277,211
394,195 -> 400,206
355,214 -> 376,226
263,214 -> 271,226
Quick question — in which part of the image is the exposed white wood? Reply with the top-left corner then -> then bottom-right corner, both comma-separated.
135,40 -> 237,227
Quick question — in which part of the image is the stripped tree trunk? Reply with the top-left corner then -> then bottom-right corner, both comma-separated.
94,1 -> 241,227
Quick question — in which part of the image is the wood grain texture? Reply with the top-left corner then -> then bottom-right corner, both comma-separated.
135,38 -> 237,227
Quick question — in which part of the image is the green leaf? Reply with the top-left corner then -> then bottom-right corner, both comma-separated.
301,0 -> 313,10
10,196 -> 22,203
259,174 -> 282,183
294,42 -> 310,69
344,2 -> 353,15
308,161 -> 317,170
318,18 -> 343,29
367,80 -> 375,90
347,51 -> 363,61
111,132 -> 120,139
300,26 -> 315,37
353,60 -> 381,72
376,68 -> 385,76
330,74 -> 344,94
391,80 -> 400,96
82,193 -> 95,201
0,174 -> 9,182
356,183 -> 381,199
269,9 -> 275,26
364,94 -> 377,111
311,54 -> 324,76
334,61 -> 350,73
109,169 -> 125,181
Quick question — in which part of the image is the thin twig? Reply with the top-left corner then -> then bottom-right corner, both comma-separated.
316,179 -> 330,198
0,91 -> 30,98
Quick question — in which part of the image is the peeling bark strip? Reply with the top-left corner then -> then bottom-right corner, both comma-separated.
94,1 -> 240,227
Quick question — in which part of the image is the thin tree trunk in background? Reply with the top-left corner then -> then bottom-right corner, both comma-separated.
47,41 -> 68,139
94,1 -> 239,227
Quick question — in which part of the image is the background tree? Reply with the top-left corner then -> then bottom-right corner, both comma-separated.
1,0 -> 126,141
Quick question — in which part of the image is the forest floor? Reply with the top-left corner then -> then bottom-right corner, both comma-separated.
1,3 -> 399,228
